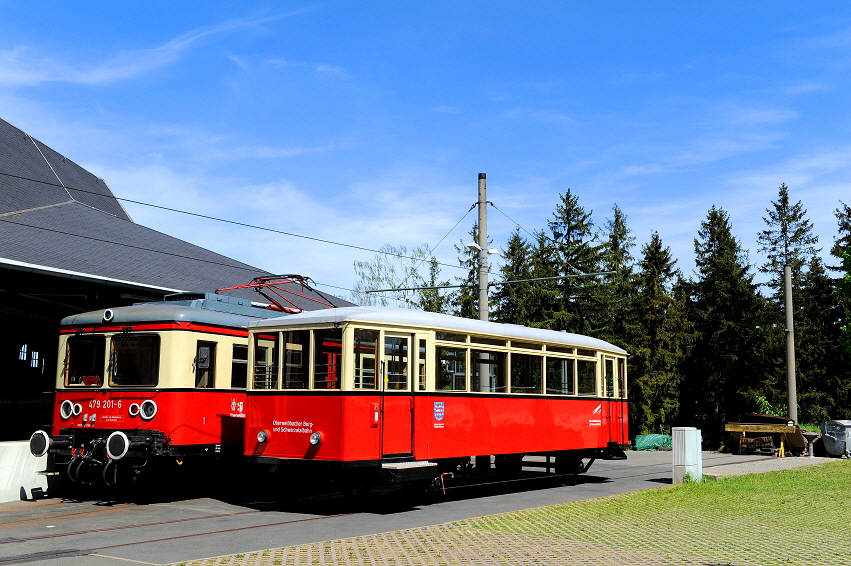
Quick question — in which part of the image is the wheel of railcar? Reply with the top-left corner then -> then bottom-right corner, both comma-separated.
555,454 -> 584,475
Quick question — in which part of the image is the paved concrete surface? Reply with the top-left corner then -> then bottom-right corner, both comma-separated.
0,451 -> 835,565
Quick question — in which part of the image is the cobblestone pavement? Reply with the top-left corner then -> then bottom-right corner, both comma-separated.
170,456 -> 846,566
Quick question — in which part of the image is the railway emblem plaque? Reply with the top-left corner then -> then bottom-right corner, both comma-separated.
433,402 -> 445,422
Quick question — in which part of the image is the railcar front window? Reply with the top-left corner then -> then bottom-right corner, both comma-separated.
314,329 -> 342,389
546,357 -> 575,395
109,334 -> 159,386
472,351 -> 506,392
577,359 -> 597,395
65,335 -> 105,386
231,345 -> 248,388
354,329 -> 378,389
283,331 -> 310,389
511,353 -> 542,393
437,347 -> 466,391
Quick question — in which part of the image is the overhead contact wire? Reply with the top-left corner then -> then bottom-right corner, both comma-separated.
0,170 -> 467,272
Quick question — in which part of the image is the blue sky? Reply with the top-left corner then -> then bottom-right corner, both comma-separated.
1,2 -> 850,297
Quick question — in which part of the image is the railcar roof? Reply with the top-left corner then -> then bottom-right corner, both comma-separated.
61,300 -> 283,329
251,306 -> 628,355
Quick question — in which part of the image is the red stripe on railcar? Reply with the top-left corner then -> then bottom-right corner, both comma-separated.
51,390 -> 247,446
59,322 -> 248,337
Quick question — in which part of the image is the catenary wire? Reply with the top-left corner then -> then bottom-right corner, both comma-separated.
0,170 -> 467,272
490,202 -> 536,240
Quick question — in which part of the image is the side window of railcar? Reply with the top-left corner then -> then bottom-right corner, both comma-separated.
65,335 -> 105,387
283,330 -> 310,389
253,334 -> 279,389
618,358 -> 627,399
314,328 -> 342,389
471,350 -> 506,392
353,329 -> 379,389
437,347 -> 466,391
195,341 -> 216,388
577,358 -> 597,396
511,353 -> 542,393
109,334 -> 160,386
231,345 -> 248,388
546,357 -> 575,395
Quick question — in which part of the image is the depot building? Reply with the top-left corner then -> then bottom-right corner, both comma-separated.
0,117 -> 348,441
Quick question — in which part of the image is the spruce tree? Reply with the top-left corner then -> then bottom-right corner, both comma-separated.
757,183 -> 820,296
830,201 -> 851,269
415,257 -> 450,313
526,230 -> 560,328
492,228 -> 532,325
795,256 -> 845,422
628,232 -> 692,435
594,204 -> 636,349
681,206 -> 765,446
451,223 -> 488,319
546,189 -> 600,334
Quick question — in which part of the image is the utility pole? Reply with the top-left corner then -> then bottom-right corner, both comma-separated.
784,264 -> 798,424
477,173 -> 489,322
475,173 -> 490,471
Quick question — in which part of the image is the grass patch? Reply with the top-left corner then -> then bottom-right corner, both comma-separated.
466,460 -> 851,565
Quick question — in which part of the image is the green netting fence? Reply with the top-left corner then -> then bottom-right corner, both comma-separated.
634,434 -> 672,450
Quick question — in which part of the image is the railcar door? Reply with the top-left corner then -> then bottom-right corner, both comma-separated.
381,333 -> 413,456
602,356 -> 618,443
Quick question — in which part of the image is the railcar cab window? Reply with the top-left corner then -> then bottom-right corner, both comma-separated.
65,335 -> 106,387
231,345 -> 248,388
354,329 -> 378,389
314,328 -> 342,389
195,341 -> 216,388
109,334 -> 159,386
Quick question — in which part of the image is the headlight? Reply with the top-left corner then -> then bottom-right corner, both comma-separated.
30,430 -> 51,457
106,431 -> 130,460
309,431 -> 324,445
139,400 -> 157,420
72,403 -> 82,416
257,430 -> 269,443
60,400 -> 74,419
128,403 -> 140,417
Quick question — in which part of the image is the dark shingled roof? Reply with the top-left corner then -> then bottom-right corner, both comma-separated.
0,117 -> 352,311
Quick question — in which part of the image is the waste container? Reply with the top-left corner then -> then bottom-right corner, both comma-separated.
672,427 -> 702,483
821,420 -> 851,457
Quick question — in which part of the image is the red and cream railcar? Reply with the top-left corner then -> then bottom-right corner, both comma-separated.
29,292 -> 282,486
245,307 -> 628,487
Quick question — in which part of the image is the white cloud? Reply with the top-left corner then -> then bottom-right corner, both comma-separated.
0,14 -> 290,86
316,64 -> 347,77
